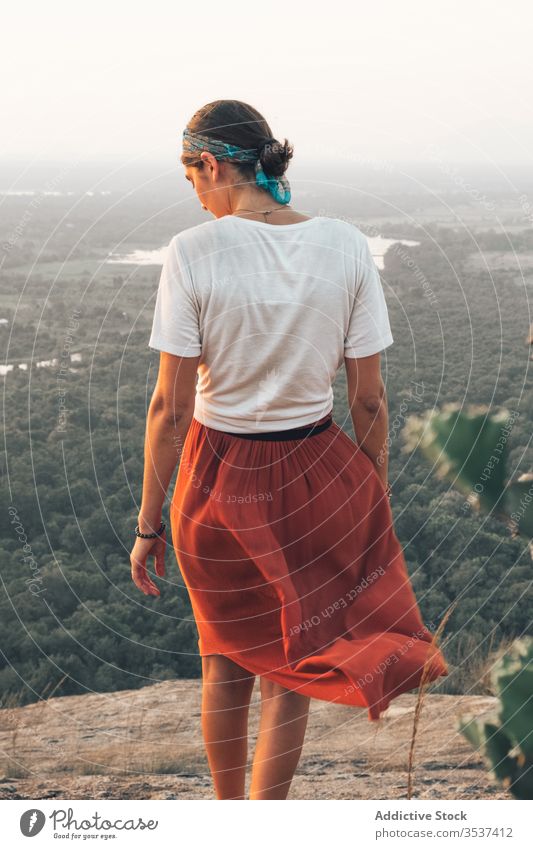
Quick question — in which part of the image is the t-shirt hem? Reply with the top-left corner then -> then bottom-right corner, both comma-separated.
148,336 -> 202,357
344,334 -> 394,358
193,407 -> 334,434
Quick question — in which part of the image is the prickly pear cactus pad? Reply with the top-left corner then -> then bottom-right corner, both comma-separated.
457,637 -> 533,800
402,403 -> 511,513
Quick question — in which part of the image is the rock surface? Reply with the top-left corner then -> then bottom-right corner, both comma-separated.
0,681 -> 506,800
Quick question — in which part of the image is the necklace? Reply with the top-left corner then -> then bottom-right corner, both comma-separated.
233,205 -> 292,221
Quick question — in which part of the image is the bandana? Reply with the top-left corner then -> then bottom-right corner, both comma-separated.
182,128 -> 291,205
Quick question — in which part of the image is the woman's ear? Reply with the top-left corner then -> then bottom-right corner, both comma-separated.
200,151 -> 216,174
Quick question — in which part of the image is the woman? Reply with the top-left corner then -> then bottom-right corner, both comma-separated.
130,99 -> 448,800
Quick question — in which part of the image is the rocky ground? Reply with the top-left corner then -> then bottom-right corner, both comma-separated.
0,681 -> 506,800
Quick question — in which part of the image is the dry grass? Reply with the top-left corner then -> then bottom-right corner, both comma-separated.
0,681 -> 206,780
405,631 -> 520,799
1,674 -> 69,778
407,602 -> 457,799
477,634 -> 520,694
435,631 -> 518,697
65,742 -> 206,778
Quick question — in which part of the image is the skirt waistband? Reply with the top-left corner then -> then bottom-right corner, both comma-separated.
220,413 -> 333,442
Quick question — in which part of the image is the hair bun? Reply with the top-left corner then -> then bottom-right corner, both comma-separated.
259,137 -> 294,178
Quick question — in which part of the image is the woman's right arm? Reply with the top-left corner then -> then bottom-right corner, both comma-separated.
344,352 -> 389,487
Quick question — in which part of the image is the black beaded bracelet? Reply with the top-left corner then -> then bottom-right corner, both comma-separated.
134,521 -> 166,539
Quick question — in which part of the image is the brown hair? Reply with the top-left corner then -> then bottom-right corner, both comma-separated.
181,100 -> 293,180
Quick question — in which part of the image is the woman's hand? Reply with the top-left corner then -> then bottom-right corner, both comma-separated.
130,531 -> 166,596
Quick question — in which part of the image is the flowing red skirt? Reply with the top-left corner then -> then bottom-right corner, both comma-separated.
170,413 -> 448,722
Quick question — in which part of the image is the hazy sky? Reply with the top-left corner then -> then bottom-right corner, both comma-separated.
3,0 -> 532,167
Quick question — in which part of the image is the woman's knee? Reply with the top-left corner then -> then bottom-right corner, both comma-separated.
259,675 -> 311,707
202,653 -> 255,688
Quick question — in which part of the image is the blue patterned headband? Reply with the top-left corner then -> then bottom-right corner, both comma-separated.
182,128 -> 291,205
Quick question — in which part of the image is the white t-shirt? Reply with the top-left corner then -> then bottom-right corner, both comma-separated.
148,215 -> 393,433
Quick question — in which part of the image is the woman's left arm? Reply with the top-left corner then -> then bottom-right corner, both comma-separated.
130,351 -> 200,596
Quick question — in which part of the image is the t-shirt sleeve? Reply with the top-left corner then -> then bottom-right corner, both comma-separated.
148,236 -> 202,357
344,235 -> 394,358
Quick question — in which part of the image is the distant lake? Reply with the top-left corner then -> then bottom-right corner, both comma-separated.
108,247 -> 168,267
368,236 -> 420,269
107,235 -> 420,270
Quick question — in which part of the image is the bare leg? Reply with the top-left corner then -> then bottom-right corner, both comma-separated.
201,654 -> 256,800
249,676 -> 311,800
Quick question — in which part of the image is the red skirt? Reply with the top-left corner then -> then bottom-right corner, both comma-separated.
170,412 -> 448,722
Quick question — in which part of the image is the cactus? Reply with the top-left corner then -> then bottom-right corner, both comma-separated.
457,636 -> 533,799
403,403 -> 533,538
